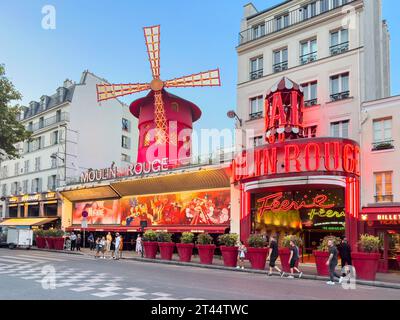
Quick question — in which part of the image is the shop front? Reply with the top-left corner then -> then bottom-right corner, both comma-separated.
360,208 -> 400,272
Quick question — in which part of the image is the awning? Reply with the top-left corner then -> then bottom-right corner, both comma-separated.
362,207 -> 400,214
60,185 -> 120,202
0,218 -> 59,227
65,225 -> 228,234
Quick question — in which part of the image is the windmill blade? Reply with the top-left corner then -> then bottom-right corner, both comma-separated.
165,69 -> 221,88
144,25 -> 161,80
96,83 -> 150,102
153,90 -> 168,144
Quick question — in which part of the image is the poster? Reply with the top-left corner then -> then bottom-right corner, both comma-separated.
72,200 -> 120,225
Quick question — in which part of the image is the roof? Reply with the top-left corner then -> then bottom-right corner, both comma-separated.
247,0 -> 293,20
266,77 -> 303,97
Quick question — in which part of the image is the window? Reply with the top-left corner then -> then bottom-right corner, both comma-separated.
39,117 -> 44,129
14,163 -> 20,176
374,172 -> 393,203
303,125 -> 317,138
249,96 -> 263,120
122,136 -> 129,149
122,118 -> 130,132
275,14 -> 289,31
32,178 -> 42,193
330,120 -> 349,138
373,118 -> 393,150
56,110 -> 61,122
302,1 -> 317,20
252,23 -> 265,40
300,39 -> 317,65
48,175 -> 57,190
330,29 -> 349,55
34,157 -> 41,172
24,160 -> 29,173
1,166 -> 8,179
22,180 -> 28,194
252,136 -> 264,148
11,182 -> 18,195
330,73 -> 349,101
1,184 -> 6,197
121,153 -> 131,163
51,154 -> 57,168
320,0 -> 329,13
51,131 -> 59,145
250,56 -> 263,80
301,81 -> 318,106
273,48 -> 288,73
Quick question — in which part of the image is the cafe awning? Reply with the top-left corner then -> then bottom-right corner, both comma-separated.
65,225 -> 228,234
0,218 -> 59,227
60,185 -> 120,202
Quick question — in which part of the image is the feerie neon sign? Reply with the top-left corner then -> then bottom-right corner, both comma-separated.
257,192 -> 335,217
233,138 -> 360,181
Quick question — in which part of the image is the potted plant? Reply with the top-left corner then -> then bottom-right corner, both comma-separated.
313,236 -> 341,276
196,233 -> 216,265
218,233 -> 239,268
397,254 -> 400,268
52,229 -> 65,250
143,230 -> 159,259
157,232 -> 175,261
34,229 -> 46,249
247,234 -> 268,270
351,234 -> 381,281
44,229 -> 55,250
279,235 -> 302,273
176,232 -> 195,262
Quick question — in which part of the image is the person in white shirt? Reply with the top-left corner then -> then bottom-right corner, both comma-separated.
114,233 -> 121,260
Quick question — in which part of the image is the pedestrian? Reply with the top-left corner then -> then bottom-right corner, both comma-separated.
88,233 -> 95,251
287,240 -> 302,279
237,242 -> 247,269
106,232 -> 112,253
114,233 -> 121,260
267,235 -> 284,277
65,233 -> 71,251
70,232 -> 77,251
135,234 -> 143,256
338,237 -> 352,276
95,238 -> 101,259
326,239 -> 343,285
76,234 -> 81,251
100,236 -> 106,259
119,235 -> 124,259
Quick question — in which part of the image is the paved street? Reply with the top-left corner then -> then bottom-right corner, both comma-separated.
0,248 -> 399,300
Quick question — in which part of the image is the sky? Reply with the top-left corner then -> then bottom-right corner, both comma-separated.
0,0 -> 399,137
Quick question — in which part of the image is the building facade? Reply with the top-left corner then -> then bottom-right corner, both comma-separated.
0,71 -> 138,221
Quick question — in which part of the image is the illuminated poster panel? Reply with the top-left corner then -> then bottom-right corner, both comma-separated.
73,200 -> 121,225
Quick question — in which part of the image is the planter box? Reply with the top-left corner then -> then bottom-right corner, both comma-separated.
397,255 -> 400,268
53,237 -> 65,250
35,237 -> 45,249
279,248 -> 299,273
247,247 -> 269,270
220,246 -> 239,268
196,244 -> 216,265
177,243 -> 194,262
351,252 -> 381,281
313,251 -> 330,276
158,242 -> 175,260
143,242 -> 158,259
45,237 -> 54,250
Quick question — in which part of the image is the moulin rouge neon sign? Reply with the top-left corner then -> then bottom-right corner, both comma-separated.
257,192 -> 335,217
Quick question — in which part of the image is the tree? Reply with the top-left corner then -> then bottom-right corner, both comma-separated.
0,64 -> 32,160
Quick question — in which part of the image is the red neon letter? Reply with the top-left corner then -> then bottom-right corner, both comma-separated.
285,144 -> 301,173
263,148 -> 277,175
269,92 -> 286,129
324,142 -> 340,171
343,144 -> 355,173
305,143 -> 320,171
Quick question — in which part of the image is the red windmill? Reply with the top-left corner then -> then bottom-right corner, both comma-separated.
96,25 -> 221,164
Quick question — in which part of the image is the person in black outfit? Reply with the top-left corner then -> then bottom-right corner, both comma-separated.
288,240 -> 302,279
267,235 -> 284,277
76,234 -> 81,251
326,239 -> 343,285
338,237 -> 352,276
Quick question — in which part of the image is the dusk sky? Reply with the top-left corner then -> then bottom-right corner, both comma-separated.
1,0 -> 399,138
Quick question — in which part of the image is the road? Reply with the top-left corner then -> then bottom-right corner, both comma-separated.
0,248 -> 399,300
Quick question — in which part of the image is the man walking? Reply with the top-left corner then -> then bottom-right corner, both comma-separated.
70,232 -> 77,251
287,240 -> 302,279
88,233 -> 95,251
326,239 -> 343,285
338,237 -> 352,276
267,235 -> 284,277
114,233 -> 121,260
106,232 -> 112,253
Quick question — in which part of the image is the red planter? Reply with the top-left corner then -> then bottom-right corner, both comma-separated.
351,252 -> 381,281
196,244 -> 216,265
397,255 -> 400,268
247,247 -> 269,270
143,242 -> 158,259
279,248 -> 299,272
313,251 -> 330,276
220,246 -> 239,268
158,242 -> 175,260
53,237 -> 65,250
177,243 -> 194,262
35,237 -> 45,249
45,237 -> 54,249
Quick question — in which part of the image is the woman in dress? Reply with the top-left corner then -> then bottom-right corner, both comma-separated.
135,234 -> 143,256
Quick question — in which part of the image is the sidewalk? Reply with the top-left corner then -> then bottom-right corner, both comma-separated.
32,247 -> 400,289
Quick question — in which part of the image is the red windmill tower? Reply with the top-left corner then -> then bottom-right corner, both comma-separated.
96,25 -> 221,164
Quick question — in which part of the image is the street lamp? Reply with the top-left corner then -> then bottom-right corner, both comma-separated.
227,110 -> 242,127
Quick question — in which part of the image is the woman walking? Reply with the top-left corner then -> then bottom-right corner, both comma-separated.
237,242 -> 247,270
135,234 -> 143,256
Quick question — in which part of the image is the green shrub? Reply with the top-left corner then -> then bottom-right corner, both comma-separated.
196,233 -> 214,245
143,230 -> 158,242
157,231 -> 173,243
358,234 -> 381,253
247,234 -> 267,248
34,229 -> 45,237
317,235 -> 341,252
282,235 -> 303,248
180,232 -> 195,244
218,233 -> 239,247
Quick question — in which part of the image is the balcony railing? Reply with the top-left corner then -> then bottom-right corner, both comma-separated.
330,91 -> 350,102
300,52 -> 317,65
375,194 -> 394,203
250,69 -> 263,81
27,112 -> 69,132
273,62 -> 288,73
330,42 -> 349,56
238,0 -> 357,46
372,140 -> 394,151
249,112 -> 263,120
304,99 -> 318,107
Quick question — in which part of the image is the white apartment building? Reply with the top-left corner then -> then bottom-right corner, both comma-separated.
236,0 -> 390,149
0,70 -> 138,220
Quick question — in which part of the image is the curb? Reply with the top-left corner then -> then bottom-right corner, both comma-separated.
25,248 -> 400,290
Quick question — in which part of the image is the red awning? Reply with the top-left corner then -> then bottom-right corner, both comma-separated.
65,225 -> 228,234
361,207 -> 400,214
65,226 -> 140,233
